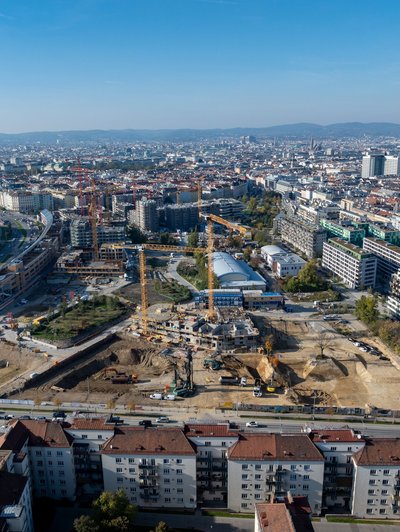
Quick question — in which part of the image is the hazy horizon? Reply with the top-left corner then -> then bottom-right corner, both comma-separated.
1,0 -> 399,132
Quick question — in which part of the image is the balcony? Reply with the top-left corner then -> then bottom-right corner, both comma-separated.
139,462 -> 158,469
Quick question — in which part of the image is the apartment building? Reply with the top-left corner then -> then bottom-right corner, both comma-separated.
227,434 -> 324,514
320,219 -> 365,247
322,238 -> 377,289
280,217 -> 327,258
0,470 -> 34,532
164,203 -> 199,231
101,427 -> 197,509
308,429 -> 365,513
70,219 -> 126,248
387,270 -> 400,318
351,439 -> 400,518
0,191 -> 54,213
362,237 -> 400,283
133,199 -> 159,232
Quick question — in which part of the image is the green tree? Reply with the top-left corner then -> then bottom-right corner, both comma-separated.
151,522 -> 169,532
187,230 -> 199,248
355,295 -> 379,324
160,232 -> 177,245
127,225 -> 147,244
74,489 -> 137,532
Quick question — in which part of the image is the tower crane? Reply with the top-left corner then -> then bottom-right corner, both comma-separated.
204,213 -> 252,239
111,224 -> 215,334
89,178 -> 99,260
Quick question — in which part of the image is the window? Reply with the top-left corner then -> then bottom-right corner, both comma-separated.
116,468 -> 122,473
177,478 -> 183,484
39,479 -> 45,485
205,442 -> 211,446
177,498 -> 183,503
241,493 -> 248,499
241,503 -> 248,508
57,451 -> 62,456
37,460 -> 43,466
255,464 -> 261,470
49,471 -> 54,477
242,464 -> 248,470
367,499 -> 373,504
50,480 -> 55,485
255,474 -> 261,480
98,435 -> 103,440
164,498 -> 171,503
221,442 -> 226,447
304,465 -> 310,471
59,471 -> 65,477
346,456 -> 351,463
347,447 -> 352,452
291,465 -> 296,471
60,480 -> 66,485
164,479 -> 170,484
177,488 -> 183,493
130,488 -> 135,493
330,447 -> 337,451
176,459 -> 182,464
117,477 -> 123,483
380,509 -> 386,515
368,489 -> 375,495
241,484 -> 248,489
369,480 -> 376,485
303,485 -> 309,490
303,475 -> 309,480
164,488 -> 170,493
129,468 -> 135,473
382,490 -> 388,495
290,474 -> 297,480
383,470 -> 390,475
164,469 -> 170,475
367,509 -> 373,515
129,479 -> 134,483
35,451 -> 42,457
176,469 -> 183,475
290,484 -> 296,489
47,451 -> 52,456
163,459 -> 169,464
383,480 -> 389,485
116,458 -> 122,463
129,458 -> 134,463
48,461 -> 53,466
242,474 -> 248,480
380,499 -> 387,505
38,470 -> 44,477
255,494 -> 261,499
370,469 -> 377,475
82,435 -> 88,439
58,461 -> 64,466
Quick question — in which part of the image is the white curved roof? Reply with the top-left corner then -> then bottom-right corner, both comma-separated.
260,245 -> 285,256
212,252 -> 249,281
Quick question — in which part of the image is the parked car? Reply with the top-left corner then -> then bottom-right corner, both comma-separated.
163,394 -> 176,401
138,420 -> 152,427
156,416 -> 170,423
245,421 -> 258,428
149,393 -> 163,400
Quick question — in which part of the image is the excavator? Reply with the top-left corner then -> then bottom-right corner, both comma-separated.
203,358 -> 222,370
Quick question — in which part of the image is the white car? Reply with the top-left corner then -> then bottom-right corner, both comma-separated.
246,421 -> 258,428
156,416 -> 170,423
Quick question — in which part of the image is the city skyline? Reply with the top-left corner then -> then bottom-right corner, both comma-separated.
1,0 -> 400,132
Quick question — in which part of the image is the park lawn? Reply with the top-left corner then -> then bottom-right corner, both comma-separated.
32,298 -> 127,340
326,516 -> 400,525
156,281 -> 192,303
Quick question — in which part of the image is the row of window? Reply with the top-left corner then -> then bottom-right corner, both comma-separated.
116,477 -> 184,484
35,451 -> 64,457
241,464 -> 311,471
115,458 -> 183,465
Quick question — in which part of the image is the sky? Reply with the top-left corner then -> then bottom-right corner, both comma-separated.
1,0 -> 400,132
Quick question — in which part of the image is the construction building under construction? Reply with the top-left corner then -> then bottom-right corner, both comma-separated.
56,250 -> 124,278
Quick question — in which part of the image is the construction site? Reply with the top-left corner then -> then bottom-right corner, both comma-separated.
1,178 -> 400,414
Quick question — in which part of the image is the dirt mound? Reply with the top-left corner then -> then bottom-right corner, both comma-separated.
288,387 -> 332,405
222,355 -> 256,379
256,356 -> 274,382
302,356 -> 346,381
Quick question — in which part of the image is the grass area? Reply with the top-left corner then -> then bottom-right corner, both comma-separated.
155,280 -> 192,303
291,289 -> 341,302
201,510 -> 254,519
31,295 -> 127,340
177,260 -> 207,290
326,516 -> 400,525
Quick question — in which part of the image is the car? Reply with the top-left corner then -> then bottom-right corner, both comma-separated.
149,393 -> 163,400
35,416 -> 47,421
156,416 -> 170,423
138,420 -> 152,427
245,421 -> 259,428
19,415 -> 31,420
4,414 -> 14,420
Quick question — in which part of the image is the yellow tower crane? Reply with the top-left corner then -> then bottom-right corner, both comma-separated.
89,178 -> 99,260
111,240 -> 215,334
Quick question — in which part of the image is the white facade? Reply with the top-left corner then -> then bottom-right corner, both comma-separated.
0,191 -> 54,213
322,239 -> 377,289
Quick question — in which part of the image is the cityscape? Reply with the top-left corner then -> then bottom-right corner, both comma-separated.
1,1 -> 400,532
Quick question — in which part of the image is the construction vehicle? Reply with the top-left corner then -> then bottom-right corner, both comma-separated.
266,379 -> 277,393
253,378 -> 262,397
111,374 -> 137,384
219,376 -> 240,386
203,358 -> 222,370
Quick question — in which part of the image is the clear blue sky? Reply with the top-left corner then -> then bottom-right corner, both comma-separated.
1,0 -> 399,132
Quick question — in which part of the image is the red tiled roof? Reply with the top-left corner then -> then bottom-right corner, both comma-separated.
228,434 -> 323,462
20,420 -> 73,448
256,497 -> 314,532
0,421 -> 29,453
184,424 -> 239,438
102,427 -> 196,455
66,418 -> 114,431
308,429 -> 364,443
353,438 -> 400,466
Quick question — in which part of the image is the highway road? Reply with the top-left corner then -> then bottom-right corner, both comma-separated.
0,211 -> 37,268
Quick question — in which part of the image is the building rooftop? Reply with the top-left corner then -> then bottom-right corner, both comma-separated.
184,424 -> 239,438
353,438 -> 400,466
308,429 -> 364,444
102,427 -> 196,455
66,417 -> 115,431
228,434 -> 324,462
255,496 -> 314,532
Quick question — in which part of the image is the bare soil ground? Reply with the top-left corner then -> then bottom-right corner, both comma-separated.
7,310 -> 400,411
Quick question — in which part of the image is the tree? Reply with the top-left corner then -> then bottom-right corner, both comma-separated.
355,295 -> 379,324
187,231 -> 199,248
74,490 -> 136,532
160,232 -> 177,245
151,522 -> 169,532
127,225 -> 147,244
316,331 -> 335,358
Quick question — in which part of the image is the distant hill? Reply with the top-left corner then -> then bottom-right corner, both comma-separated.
1,122 -> 400,144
